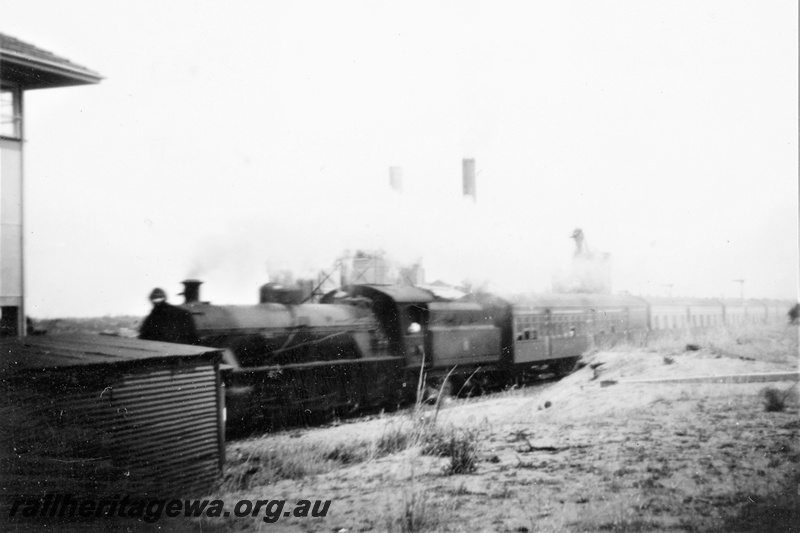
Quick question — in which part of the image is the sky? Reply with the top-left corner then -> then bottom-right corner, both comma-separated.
2,1 -> 797,317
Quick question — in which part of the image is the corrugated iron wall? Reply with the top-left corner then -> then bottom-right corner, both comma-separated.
111,364 -> 223,496
1,361 -> 223,499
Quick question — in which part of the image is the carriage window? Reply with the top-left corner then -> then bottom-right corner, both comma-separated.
515,318 -> 525,340
516,325 -> 538,341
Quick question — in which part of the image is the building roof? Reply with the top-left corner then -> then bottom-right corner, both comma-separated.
512,293 -> 649,310
0,334 -> 221,374
639,296 -> 725,307
0,33 -> 101,89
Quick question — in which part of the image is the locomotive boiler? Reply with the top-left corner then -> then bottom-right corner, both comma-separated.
144,280 -> 404,428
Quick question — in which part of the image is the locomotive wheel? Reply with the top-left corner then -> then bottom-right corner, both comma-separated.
453,377 -> 480,398
301,406 -> 336,427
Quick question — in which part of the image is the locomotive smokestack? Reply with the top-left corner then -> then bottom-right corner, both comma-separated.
181,279 -> 203,304
389,166 -> 403,193
462,158 -> 476,202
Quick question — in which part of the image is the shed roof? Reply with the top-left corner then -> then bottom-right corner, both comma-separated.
0,334 -> 221,373
1,33 -> 102,89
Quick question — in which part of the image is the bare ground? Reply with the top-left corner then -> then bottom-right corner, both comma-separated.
7,321 -> 797,532
199,325 -> 799,532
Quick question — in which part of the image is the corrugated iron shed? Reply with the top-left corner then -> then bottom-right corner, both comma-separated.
1,335 -> 224,501
0,33 -> 102,89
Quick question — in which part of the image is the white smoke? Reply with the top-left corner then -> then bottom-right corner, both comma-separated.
180,167 -> 576,304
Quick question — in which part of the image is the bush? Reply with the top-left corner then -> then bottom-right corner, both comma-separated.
375,425 -> 412,456
761,387 -> 794,412
420,426 -> 480,475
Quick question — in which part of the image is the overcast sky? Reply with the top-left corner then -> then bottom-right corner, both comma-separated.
2,1 -> 797,317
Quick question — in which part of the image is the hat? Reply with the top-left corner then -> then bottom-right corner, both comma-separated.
149,288 -> 167,302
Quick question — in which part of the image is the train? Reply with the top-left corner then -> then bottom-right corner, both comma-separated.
140,279 -> 791,429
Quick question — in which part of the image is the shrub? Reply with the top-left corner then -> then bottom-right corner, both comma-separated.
375,425 -> 412,456
385,489 -> 454,533
761,386 -> 795,412
420,426 -> 480,475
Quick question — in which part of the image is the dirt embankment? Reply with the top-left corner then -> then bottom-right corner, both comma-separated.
197,328 -> 799,533
10,322 -> 796,532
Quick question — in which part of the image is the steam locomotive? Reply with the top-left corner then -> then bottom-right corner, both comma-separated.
141,280 -> 788,429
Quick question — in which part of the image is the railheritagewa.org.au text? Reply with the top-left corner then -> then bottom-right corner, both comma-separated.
9,494 -> 331,524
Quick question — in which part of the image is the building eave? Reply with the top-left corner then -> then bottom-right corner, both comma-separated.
1,50 -> 102,89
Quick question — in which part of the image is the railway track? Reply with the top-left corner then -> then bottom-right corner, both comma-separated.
228,372 -> 563,440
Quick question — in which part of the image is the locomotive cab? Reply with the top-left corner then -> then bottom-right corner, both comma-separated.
400,303 -> 427,367
323,284 -> 504,384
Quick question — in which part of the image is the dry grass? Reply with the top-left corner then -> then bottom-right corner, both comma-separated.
221,413 -> 483,492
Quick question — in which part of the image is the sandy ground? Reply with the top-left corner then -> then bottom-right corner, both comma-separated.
4,326 -> 797,532
196,344 -> 799,532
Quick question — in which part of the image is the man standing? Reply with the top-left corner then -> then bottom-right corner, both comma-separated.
139,288 -> 199,344
789,303 -> 800,325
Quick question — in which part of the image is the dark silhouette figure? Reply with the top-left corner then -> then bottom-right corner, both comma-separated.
139,288 -> 198,344
789,303 -> 799,325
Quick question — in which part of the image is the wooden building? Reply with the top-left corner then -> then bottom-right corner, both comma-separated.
0,34 -> 101,336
